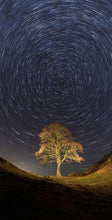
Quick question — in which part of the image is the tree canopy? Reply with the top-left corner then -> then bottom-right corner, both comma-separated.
35,122 -> 84,177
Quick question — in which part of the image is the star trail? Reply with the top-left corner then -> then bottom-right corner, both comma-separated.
0,0 -> 112,176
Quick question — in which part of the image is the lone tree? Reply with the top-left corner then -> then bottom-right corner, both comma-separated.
35,122 -> 84,177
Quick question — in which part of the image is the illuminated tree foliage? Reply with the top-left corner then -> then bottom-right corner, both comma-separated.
35,122 -> 84,177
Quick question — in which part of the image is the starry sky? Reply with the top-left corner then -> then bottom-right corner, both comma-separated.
0,0 -> 112,176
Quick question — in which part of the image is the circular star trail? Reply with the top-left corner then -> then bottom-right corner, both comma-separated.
0,0 -> 112,175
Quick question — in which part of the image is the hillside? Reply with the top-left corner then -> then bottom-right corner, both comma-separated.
0,157 -> 39,179
0,154 -> 112,219
68,151 -> 112,177
0,157 -> 27,174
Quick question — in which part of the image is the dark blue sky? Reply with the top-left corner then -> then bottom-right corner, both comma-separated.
0,0 -> 112,176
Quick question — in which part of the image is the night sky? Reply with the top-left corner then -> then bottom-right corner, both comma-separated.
0,0 -> 112,176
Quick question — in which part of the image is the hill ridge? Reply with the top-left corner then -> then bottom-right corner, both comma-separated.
69,151 -> 112,177
0,157 -> 23,171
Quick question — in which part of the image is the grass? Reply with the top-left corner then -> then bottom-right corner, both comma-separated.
48,166 -> 111,185
0,157 -> 112,219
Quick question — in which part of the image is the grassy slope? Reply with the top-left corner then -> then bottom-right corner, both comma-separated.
0,157 -> 112,219
68,151 -> 112,177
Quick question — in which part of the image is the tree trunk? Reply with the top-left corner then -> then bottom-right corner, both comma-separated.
56,162 -> 61,177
